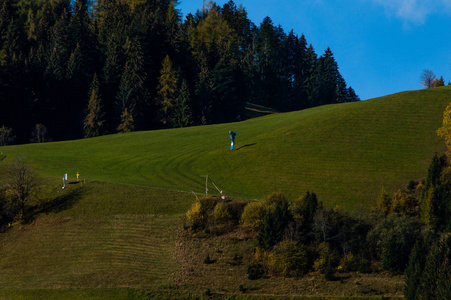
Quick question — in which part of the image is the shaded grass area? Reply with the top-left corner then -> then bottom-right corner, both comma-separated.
0,182 -> 196,291
0,288 -> 403,299
0,214 -> 181,289
46,181 -> 195,217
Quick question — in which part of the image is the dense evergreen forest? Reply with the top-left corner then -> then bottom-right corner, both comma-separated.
0,0 -> 359,143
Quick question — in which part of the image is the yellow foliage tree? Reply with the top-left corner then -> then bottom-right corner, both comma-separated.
188,7 -> 236,56
377,187 -> 392,216
241,201 -> 265,229
437,102 -> 451,156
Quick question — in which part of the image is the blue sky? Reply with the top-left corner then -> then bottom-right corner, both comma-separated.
177,0 -> 451,100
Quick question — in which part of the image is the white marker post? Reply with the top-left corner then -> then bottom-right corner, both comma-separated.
62,173 -> 68,189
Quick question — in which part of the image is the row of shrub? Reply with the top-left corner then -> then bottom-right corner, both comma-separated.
185,153 -> 451,298
185,191 -> 375,278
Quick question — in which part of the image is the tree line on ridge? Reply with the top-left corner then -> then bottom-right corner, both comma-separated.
0,0 -> 359,144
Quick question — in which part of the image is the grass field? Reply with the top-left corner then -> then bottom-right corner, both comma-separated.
0,87 -> 449,298
2,86 -> 449,210
0,183 -> 193,290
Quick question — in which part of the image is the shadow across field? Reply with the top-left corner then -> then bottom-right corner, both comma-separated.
24,187 -> 84,223
40,188 -> 84,214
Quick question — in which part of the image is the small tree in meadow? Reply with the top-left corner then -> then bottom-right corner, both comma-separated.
6,155 -> 37,219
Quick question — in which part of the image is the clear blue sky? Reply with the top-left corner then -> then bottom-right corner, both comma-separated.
177,0 -> 451,100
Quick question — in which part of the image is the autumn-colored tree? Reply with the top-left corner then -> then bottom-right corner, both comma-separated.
437,102 -> 451,156
83,73 -> 104,138
6,155 -> 37,219
376,186 -> 392,216
431,76 -> 445,88
117,108 -> 134,133
157,55 -> 179,126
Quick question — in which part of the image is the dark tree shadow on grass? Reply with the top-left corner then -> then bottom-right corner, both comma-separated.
24,187 -> 84,224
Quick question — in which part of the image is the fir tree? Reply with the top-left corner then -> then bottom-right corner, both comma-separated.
169,79 -> 192,128
117,108 -> 134,133
417,234 -> 451,299
347,86 -> 360,102
116,37 -> 148,129
404,232 -> 435,300
66,43 -> 81,80
157,54 -> 179,126
257,197 -> 291,249
83,73 -> 104,138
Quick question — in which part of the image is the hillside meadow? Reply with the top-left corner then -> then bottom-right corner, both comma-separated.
0,87 -> 449,298
2,86 -> 449,211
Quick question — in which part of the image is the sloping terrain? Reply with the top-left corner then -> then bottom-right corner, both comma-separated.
2,87 -> 449,210
0,87 -> 449,298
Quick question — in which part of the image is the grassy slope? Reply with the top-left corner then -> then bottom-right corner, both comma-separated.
0,182 -> 192,291
0,87 -> 445,298
2,87 -> 449,210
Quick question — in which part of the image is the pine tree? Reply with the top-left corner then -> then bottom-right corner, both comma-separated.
304,44 -> 318,107
211,57 -> 245,123
347,86 -> 360,102
117,108 -> 134,133
169,79 -> 192,128
315,47 -> 339,106
417,234 -> 451,299
291,33 -> 309,110
257,197 -> 291,249
421,153 -> 448,227
83,73 -> 104,138
194,52 -> 214,124
116,37 -> 148,129
335,73 -> 349,103
404,232 -> 435,300
66,43 -> 81,80
157,54 -> 179,126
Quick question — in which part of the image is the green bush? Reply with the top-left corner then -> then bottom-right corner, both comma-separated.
358,257 -> 371,274
339,253 -> 359,272
367,214 -> 421,273
272,241 -> 311,277
186,197 -> 218,230
291,191 -> 318,225
324,259 -> 336,281
241,201 -> 265,229
257,194 -> 291,249
213,202 -> 232,223
313,242 -> 331,273
414,234 -> 451,299
247,263 -> 264,280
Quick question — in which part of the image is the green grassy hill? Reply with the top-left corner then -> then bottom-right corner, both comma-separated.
0,87 -> 449,298
2,86 -> 449,210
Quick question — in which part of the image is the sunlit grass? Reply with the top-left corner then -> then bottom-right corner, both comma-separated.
0,87 -> 448,297
1,87 -> 450,211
